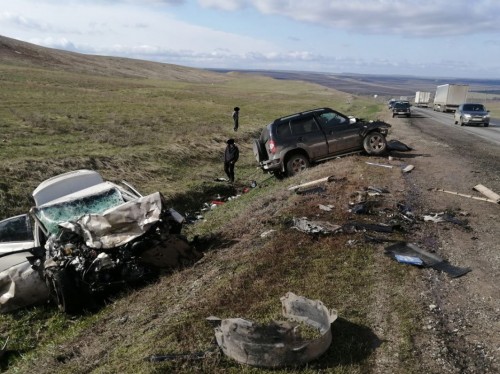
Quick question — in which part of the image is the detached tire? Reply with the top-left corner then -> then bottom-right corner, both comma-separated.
286,154 -> 309,177
363,132 -> 387,155
46,268 -> 86,314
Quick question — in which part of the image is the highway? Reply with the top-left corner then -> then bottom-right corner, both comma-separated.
411,107 -> 500,146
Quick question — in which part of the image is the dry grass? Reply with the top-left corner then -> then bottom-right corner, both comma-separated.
0,37 -> 424,374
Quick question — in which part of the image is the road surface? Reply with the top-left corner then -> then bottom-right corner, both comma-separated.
410,107 -> 500,146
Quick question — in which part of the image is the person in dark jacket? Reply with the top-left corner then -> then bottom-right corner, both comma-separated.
232,107 -> 240,132
224,138 -> 239,183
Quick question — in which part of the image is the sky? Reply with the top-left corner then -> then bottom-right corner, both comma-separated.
1,0 -> 500,79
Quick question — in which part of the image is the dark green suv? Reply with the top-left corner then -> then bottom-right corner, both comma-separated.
253,107 -> 391,177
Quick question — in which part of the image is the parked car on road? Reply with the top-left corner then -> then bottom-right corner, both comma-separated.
252,107 -> 391,177
392,101 -> 411,117
453,103 -> 490,127
0,170 -> 198,314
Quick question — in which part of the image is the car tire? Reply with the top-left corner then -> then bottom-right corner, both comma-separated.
46,268 -> 86,314
286,153 -> 309,177
363,132 -> 387,156
460,118 -> 465,126
392,113 -> 395,117
252,139 -> 267,162
484,123 -> 489,127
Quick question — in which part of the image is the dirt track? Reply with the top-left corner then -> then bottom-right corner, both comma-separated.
384,111 -> 499,373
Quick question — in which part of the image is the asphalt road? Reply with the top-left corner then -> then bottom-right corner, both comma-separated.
410,107 -> 500,146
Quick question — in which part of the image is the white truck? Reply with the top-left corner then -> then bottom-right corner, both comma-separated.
433,84 -> 469,113
414,91 -> 431,107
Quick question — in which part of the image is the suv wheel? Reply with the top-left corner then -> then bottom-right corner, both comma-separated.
286,154 -> 309,177
363,132 -> 387,155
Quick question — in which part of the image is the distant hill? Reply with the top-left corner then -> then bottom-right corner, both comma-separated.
210,69 -> 500,98
0,35 -> 225,82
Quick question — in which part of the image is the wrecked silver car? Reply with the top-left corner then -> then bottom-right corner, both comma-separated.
1,170 -> 198,314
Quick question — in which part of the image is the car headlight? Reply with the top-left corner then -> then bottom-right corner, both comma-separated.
484,114 -> 490,118
463,114 -> 471,119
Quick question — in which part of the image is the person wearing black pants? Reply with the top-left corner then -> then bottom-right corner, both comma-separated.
224,138 -> 239,183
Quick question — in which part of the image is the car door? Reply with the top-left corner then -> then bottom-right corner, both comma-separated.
289,114 -> 328,160
316,111 -> 362,154
0,214 -> 35,254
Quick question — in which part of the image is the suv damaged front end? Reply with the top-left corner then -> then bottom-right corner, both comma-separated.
30,188 -> 198,313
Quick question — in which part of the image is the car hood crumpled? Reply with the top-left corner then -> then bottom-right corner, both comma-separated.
60,192 -> 164,249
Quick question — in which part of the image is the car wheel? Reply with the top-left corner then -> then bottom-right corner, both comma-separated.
392,113 -> 395,117
286,154 -> 309,177
484,123 -> 489,127
252,139 -> 267,162
363,132 -> 387,156
46,268 -> 86,314
460,118 -> 465,126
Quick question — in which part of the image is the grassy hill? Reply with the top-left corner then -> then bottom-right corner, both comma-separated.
0,36 -> 426,374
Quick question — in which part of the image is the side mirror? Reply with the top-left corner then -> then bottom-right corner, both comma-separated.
349,117 -> 357,124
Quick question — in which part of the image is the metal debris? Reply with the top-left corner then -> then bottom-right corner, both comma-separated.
292,217 -> 342,235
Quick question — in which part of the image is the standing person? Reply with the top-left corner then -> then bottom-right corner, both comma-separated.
232,107 -> 240,132
224,138 -> 239,183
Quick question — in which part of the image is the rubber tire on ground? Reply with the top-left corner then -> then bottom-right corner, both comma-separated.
363,132 -> 387,155
252,139 -> 267,162
460,118 -> 465,126
46,268 -> 86,314
286,154 -> 309,177
484,123 -> 489,127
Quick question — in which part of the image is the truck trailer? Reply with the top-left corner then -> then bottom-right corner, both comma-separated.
433,84 -> 469,113
414,91 -> 431,107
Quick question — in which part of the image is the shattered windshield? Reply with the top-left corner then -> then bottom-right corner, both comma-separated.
33,188 -> 125,236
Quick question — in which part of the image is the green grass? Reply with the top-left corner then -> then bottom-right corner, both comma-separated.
0,61 -> 424,373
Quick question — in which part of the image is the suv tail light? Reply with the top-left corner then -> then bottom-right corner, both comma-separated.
268,139 -> 277,154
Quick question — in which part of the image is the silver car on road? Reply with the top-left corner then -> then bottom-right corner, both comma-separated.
454,103 -> 490,127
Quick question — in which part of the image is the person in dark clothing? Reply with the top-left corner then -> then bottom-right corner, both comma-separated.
224,138 -> 239,182
232,107 -> 240,132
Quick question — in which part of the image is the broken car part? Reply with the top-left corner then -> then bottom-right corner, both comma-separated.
473,184 -> 500,204
208,292 -> 337,368
292,217 -> 342,235
385,242 -> 471,278
430,188 -> 499,204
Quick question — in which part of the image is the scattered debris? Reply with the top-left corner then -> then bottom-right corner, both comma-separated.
287,176 -> 345,191
318,204 -> 334,211
385,242 -> 471,278
423,212 -> 469,227
292,217 -> 342,235
473,184 -> 500,203
366,162 -> 393,169
349,201 -> 379,215
214,177 -> 228,182
208,292 -> 337,368
367,186 -> 390,195
387,139 -> 413,151
402,164 -> 415,173
260,229 -> 276,238
430,188 -> 499,204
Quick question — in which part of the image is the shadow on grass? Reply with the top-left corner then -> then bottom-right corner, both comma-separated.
313,317 -> 383,369
169,182 -> 238,213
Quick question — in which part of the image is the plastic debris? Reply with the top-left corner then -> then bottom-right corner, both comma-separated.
318,204 -> 334,211
208,292 -> 337,368
402,164 -> 415,173
385,242 -> 471,278
387,139 -> 413,151
366,162 -> 393,169
473,184 -> 500,203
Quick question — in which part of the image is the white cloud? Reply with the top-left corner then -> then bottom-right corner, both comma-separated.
203,0 -> 500,37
